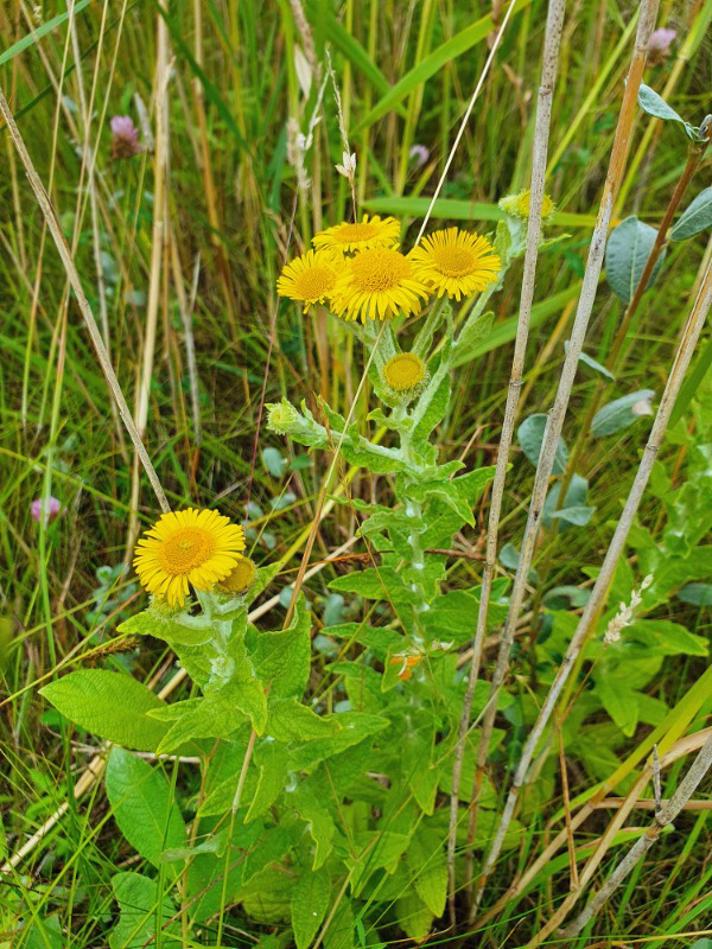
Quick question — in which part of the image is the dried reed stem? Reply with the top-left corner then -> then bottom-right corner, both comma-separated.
446,0 -> 567,919
562,732 -> 712,937
127,0 -> 172,543
471,0 -> 660,910
478,224 -> 712,916
0,86 -> 169,513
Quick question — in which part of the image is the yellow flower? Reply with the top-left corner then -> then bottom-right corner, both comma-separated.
312,214 -> 400,254
277,250 -> 338,312
409,228 -> 501,301
219,556 -> 257,594
133,508 -> 245,608
383,352 -> 426,392
500,189 -> 556,222
330,247 -> 429,322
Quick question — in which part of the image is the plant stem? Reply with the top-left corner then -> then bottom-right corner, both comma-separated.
476,242 -> 712,918
562,732 -> 712,938
447,0 -> 567,919
0,85 -> 169,514
470,0 -> 660,913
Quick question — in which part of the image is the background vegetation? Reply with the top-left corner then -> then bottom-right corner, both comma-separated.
1,0 -> 712,945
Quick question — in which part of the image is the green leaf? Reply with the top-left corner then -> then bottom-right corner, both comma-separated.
411,362 -> 451,445
291,867 -> 331,949
637,84 -> 695,139
268,698 -> 341,742
395,890 -> 433,941
355,0 -> 532,130
596,680 -> 639,737
109,872 -> 181,949
671,187 -> 712,241
605,216 -> 664,303
591,389 -> 655,437
407,829 -> 447,917
453,310 -> 495,366
323,898 -> 355,949
105,749 -> 186,873
246,743 -> 290,822
678,582 -> 712,606
628,619 -> 708,656
249,595 -> 311,699
292,783 -> 337,870
543,473 -> 594,530
329,566 -> 409,602
118,607 -> 213,647
40,670 -> 169,752
517,413 -> 568,474
564,343 -> 615,380
363,196 -> 597,230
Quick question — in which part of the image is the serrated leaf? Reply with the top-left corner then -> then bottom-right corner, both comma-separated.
605,216 -> 664,303
40,670 -> 168,751
591,389 -> 655,437
395,890 -> 433,941
246,743 -> 290,822
109,872 -> 180,949
249,595 -> 311,699
407,829 -> 447,917
105,749 -> 186,874
671,187 -> 712,241
517,413 -> 568,474
119,608 -> 213,647
268,698 -> 341,742
291,868 -> 331,949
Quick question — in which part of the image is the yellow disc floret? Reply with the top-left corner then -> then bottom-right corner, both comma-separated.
312,214 -> 400,253
409,228 -> 501,301
219,556 -> 258,594
133,508 -> 245,608
383,353 -> 426,392
277,250 -> 338,312
330,247 -> 429,322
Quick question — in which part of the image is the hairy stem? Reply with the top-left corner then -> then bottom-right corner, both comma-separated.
446,0 -> 567,918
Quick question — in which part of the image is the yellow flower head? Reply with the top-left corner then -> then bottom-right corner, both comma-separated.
330,247 -> 429,322
500,189 -> 556,222
383,352 -> 426,392
133,508 -> 245,608
219,556 -> 257,594
313,214 -> 400,254
409,228 -> 501,301
277,250 -> 338,312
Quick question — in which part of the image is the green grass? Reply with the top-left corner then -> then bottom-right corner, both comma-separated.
1,1 -> 712,946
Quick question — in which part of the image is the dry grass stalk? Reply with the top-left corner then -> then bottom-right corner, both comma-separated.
471,0 -> 661,912
0,86 -> 169,513
477,237 -> 712,920
447,0 -> 568,917
562,731 -> 712,937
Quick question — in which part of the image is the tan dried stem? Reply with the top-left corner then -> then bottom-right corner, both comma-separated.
0,85 -> 169,513
477,222 -> 712,919
471,0 -> 660,913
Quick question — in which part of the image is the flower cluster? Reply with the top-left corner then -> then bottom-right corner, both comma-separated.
277,214 -> 501,323
133,508 -> 253,608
